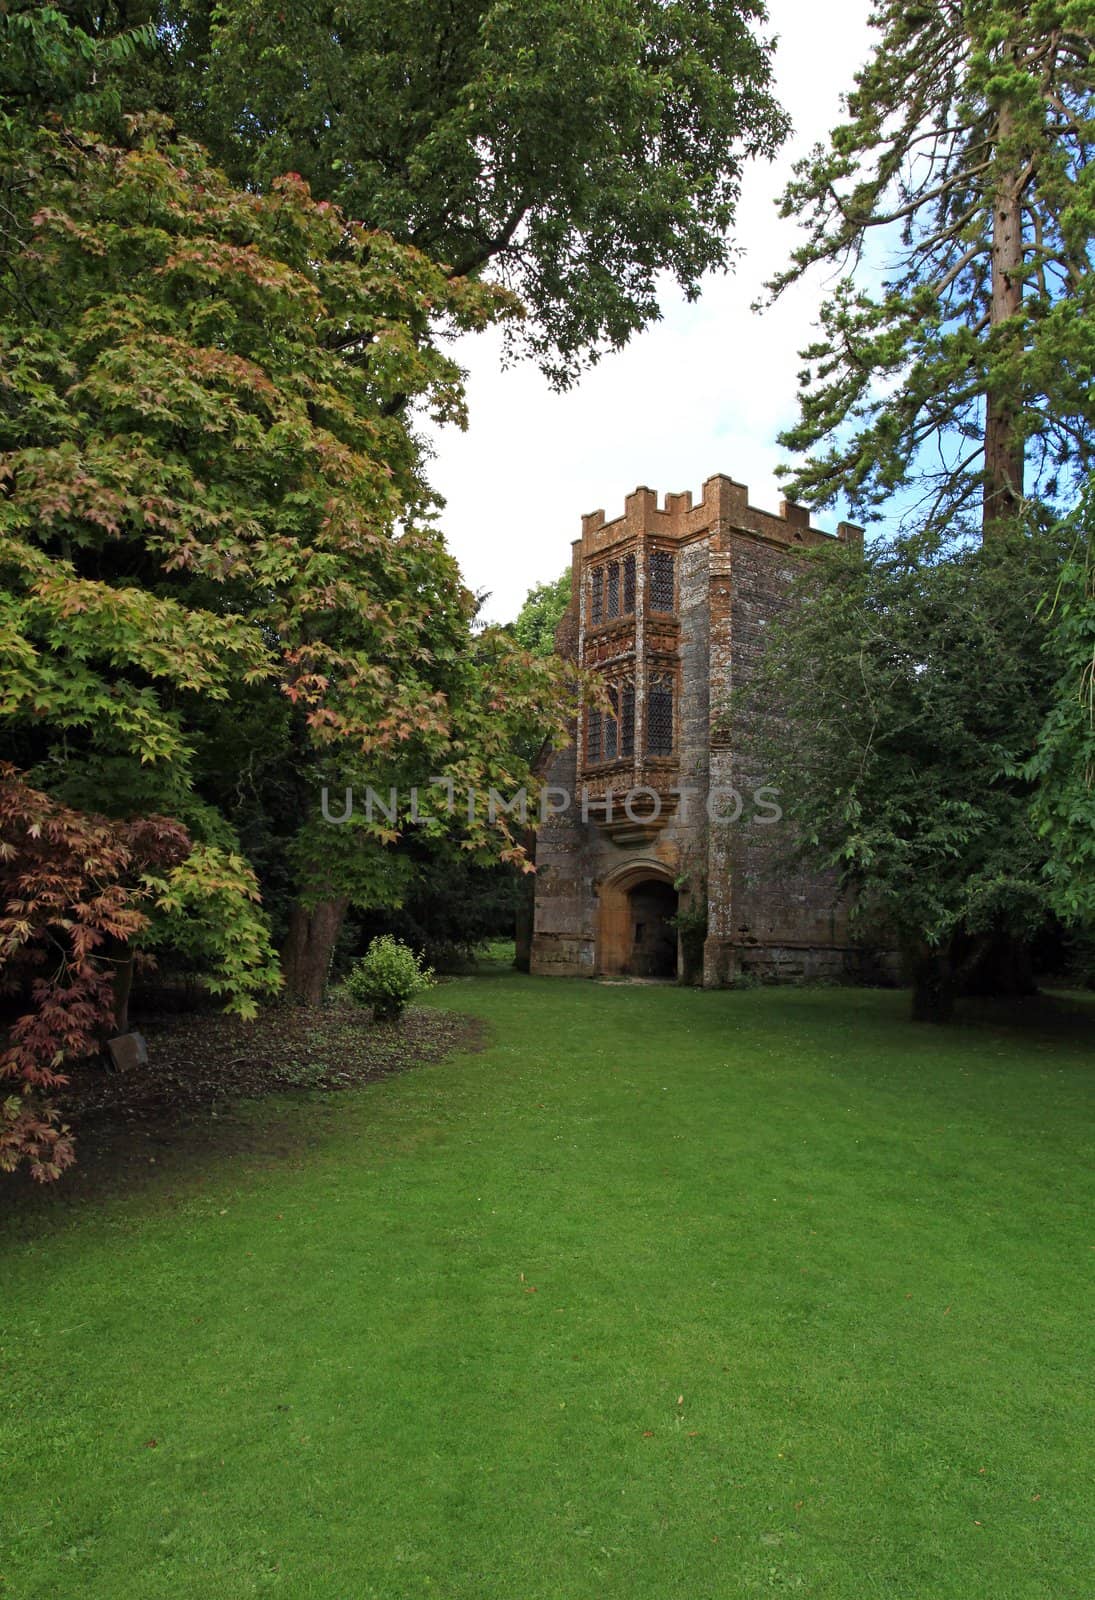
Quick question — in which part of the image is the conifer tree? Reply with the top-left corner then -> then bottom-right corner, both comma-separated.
767,1 -> 1094,536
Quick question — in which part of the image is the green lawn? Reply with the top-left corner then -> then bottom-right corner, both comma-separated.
2,978 -> 1093,1599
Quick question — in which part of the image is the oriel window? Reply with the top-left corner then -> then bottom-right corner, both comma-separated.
603,685 -> 619,760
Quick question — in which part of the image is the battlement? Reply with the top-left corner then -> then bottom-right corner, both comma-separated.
578,472 -> 862,554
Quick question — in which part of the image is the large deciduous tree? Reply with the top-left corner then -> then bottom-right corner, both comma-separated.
766,0 -> 1094,537
2,86 -> 573,1024
732,534 -> 1064,1020
146,0 -> 789,384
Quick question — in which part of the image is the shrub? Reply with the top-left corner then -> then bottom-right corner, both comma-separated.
0,769 -> 191,1181
345,936 -> 434,1021
670,900 -> 708,985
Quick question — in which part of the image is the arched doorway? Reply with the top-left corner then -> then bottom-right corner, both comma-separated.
627,879 -> 678,976
596,863 -> 678,977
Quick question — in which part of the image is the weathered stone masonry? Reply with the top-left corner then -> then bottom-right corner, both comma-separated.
531,472 -> 873,985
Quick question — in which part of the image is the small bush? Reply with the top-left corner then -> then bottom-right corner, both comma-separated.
670,901 -> 708,984
345,936 -> 435,1021
728,968 -> 764,990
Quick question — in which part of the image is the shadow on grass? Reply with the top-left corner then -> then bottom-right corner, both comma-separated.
952,986 -> 1095,1041
1,1001 -> 486,1229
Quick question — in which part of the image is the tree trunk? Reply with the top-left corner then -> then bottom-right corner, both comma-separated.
282,896 -> 350,1005
983,104 -> 1025,536
908,943 -> 956,1023
112,943 -> 134,1034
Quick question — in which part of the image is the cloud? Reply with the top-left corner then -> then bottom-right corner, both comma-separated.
423,0 -> 876,625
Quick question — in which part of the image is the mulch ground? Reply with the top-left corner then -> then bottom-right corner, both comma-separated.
1,999 -> 485,1212
56,999 -> 485,1126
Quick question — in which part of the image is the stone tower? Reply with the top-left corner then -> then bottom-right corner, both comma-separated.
530,473 -> 870,985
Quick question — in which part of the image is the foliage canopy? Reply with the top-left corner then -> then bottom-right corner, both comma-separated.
512,571 -> 572,658
151,0 -> 789,384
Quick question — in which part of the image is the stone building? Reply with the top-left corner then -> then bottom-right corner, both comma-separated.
530,473 -> 873,986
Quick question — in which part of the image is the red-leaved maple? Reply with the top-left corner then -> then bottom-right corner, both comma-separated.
0,767 -> 189,1180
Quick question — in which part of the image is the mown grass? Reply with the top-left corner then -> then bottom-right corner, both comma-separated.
2,978 -> 1093,1599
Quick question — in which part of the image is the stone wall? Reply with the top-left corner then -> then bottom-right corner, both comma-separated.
530,738 -> 594,976
722,530 -> 855,980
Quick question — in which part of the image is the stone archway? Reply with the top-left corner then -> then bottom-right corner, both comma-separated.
628,879 -> 679,976
596,862 -> 678,978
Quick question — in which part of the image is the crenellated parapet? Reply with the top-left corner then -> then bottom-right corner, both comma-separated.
577,473 -> 862,557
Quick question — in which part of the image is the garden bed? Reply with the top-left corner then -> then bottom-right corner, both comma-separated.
55,999 -> 484,1126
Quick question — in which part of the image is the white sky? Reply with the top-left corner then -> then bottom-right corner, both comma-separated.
424,0 -> 878,625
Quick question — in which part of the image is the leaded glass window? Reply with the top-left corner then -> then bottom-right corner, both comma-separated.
603,685 -> 619,760
606,561 -> 620,619
650,549 -> 674,612
620,680 -> 636,757
623,553 -> 636,614
588,684 -> 635,765
590,566 -> 603,625
646,672 -> 674,755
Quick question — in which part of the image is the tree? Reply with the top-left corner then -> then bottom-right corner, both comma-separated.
322,572 -> 579,976
732,533 -> 1063,1019
2,80 -> 575,1014
348,848 -> 524,972
513,570 -> 572,658
766,0 -> 1094,537
1027,474 -> 1095,918
148,0 -> 789,384
279,618 -> 575,1003
0,4 -> 157,123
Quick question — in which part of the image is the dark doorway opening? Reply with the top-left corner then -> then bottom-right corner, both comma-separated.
627,879 -> 678,977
